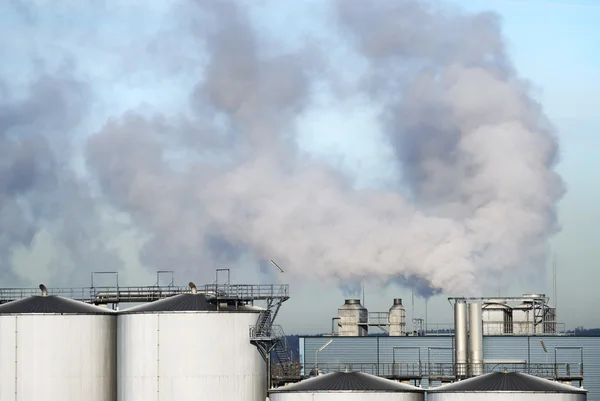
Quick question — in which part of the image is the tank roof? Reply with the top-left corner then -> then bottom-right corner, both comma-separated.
119,293 -> 262,314
428,372 -> 587,394
270,371 -> 424,393
0,295 -> 115,315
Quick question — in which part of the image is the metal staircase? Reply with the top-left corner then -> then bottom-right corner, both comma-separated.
255,310 -> 273,337
248,284 -> 293,388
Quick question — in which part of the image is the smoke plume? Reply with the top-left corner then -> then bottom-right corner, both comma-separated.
2,0 -> 564,296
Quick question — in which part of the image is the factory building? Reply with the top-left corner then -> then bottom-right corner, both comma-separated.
269,371 -> 425,401
297,295 -> 600,400
0,285 -> 117,401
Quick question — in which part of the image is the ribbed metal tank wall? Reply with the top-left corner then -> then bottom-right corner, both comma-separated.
117,296 -> 265,401
453,300 -> 468,376
427,389 -> 587,400
468,302 -> 483,376
0,295 -> 117,401
270,393 -> 424,400
389,298 -> 406,337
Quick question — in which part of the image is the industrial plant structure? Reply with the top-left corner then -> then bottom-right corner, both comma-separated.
297,294 -> 600,400
0,270 -> 291,401
0,285 -> 117,401
1,273 -> 599,401
268,371 -> 425,401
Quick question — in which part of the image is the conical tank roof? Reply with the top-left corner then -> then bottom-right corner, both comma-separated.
0,295 -> 114,315
428,372 -> 586,394
269,371 -> 425,393
119,293 -> 262,314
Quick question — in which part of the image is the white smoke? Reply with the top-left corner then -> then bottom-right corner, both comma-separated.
2,0 -> 564,296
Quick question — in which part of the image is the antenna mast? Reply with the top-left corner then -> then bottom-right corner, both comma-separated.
553,252 -> 558,310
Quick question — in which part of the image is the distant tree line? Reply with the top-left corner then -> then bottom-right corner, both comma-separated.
570,327 -> 600,336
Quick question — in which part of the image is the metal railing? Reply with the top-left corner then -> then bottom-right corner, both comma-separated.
0,284 -> 289,305
203,284 -> 289,301
421,321 -> 571,336
366,312 -> 390,326
299,362 -> 583,380
249,324 -> 287,341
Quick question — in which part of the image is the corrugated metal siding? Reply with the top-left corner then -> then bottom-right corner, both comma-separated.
301,336 -> 600,401
483,336 -> 529,360
304,337 -> 377,366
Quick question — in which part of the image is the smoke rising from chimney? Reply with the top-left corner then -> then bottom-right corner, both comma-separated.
1,0 -> 564,296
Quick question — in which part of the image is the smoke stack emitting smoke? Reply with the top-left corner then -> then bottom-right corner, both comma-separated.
1,0 -> 563,297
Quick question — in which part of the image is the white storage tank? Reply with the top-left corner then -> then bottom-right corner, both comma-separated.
117,288 -> 265,401
269,371 -> 425,400
0,285 -> 117,401
426,371 -> 587,400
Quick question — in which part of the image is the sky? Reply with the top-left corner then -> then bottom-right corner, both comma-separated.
0,0 -> 599,334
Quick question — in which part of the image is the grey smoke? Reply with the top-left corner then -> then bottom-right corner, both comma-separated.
0,72 -> 122,285
3,0 -> 564,297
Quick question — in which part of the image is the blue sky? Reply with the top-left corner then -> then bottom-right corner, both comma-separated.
1,0 -> 599,334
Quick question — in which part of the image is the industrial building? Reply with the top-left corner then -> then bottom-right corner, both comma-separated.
297,296 -> 599,400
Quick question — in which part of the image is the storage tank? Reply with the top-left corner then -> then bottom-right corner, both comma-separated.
468,302 -> 483,376
453,300 -> 468,377
427,371 -> 587,400
338,299 -> 368,336
0,284 -> 116,401
117,287 -> 265,401
388,298 -> 406,336
269,371 -> 425,400
482,302 -> 513,335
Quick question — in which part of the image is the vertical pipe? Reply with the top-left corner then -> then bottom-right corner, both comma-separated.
469,302 -> 483,376
454,300 -> 468,377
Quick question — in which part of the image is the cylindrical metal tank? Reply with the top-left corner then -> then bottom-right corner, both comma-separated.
117,290 -> 265,401
0,285 -> 116,401
269,371 -> 425,400
338,299 -> 368,337
388,298 -> 406,336
427,371 -> 587,400
453,300 -> 468,377
468,302 -> 483,376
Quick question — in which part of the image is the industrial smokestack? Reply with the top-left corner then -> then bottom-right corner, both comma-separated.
338,299 -> 368,336
388,298 -> 406,336
454,299 -> 468,377
468,302 -> 484,376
